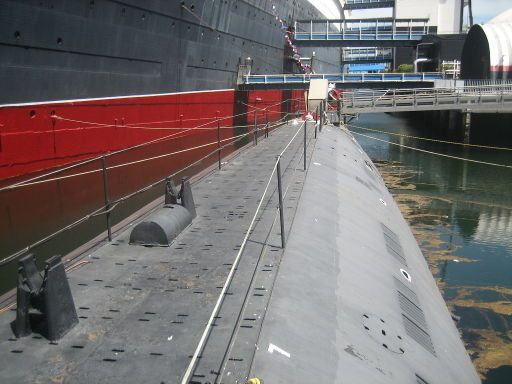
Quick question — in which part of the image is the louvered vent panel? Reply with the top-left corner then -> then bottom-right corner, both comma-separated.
398,291 -> 428,329
386,243 -> 407,265
381,223 -> 399,243
402,314 -> 436,355
394,277 -> 419,304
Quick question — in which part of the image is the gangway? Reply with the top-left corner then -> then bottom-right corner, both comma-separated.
342,48 -> 393,64
333,84 -> 512,114
293,18 -> 432,47
344,0 -> 395,10
239,72 -> 444,90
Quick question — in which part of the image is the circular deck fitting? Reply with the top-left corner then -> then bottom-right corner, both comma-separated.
400,268 -> 412,282
362,313 -> 405,354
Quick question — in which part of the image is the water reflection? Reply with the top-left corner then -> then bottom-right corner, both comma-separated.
352,112 -> 512,383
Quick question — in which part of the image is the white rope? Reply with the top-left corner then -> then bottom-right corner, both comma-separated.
350,130 -> 512,169
180,121 -> 305,384
3,131 -> 257,189
180,159 -> 279,384
0,100 -> 296,191
348,123 -> 512,151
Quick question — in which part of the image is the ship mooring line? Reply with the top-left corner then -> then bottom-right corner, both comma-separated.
0,99 -> 297,192
181,121 -> 306,384
0,119 -> 292,266
216,120 -> 317,383
350,130 -> 512,169
348,123 -> 512,151
180,160 -> 279,384
2,129 -> 258,189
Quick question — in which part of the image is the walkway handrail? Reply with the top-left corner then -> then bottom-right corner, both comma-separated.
0,100 -> 304,267
293,17 -> 431,41
180,118 -> 311,384
243,72 -> 444,85
333,84 -> 512,113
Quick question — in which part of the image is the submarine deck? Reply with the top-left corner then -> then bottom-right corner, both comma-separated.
0,121 -> 479,384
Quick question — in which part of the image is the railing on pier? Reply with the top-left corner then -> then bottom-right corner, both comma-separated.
242,72 -> 444,85
344,0 -> 395,10
293,18 -> 431,42
332,84 -> 512,114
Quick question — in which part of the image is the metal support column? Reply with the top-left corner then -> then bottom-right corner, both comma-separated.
276,156 -> 286,248
463,110 -> 471,144
303,120 -> 307,171
101,156 -> 112,242
217,112 -> 221,170
319,101 -> 323,132
254,111 -> 258,145
265,109 -> 269,138
337,99 -> 342,126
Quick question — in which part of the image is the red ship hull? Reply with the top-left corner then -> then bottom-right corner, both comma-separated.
0,89 -> 304,182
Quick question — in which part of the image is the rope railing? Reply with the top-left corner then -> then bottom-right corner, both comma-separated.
0,98 -> 301,192
347,123 -> 512,151
349,130 -> 512,169
0,110 -> 296,266
180,118 -> 310,384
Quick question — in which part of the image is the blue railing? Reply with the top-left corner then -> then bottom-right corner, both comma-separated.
243,73 -> 444,85
342,48 -> 393,62
345,0 -> 395,9
294,18 -> 431,42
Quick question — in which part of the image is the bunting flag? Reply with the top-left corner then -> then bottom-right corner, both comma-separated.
270,1 -> 309,74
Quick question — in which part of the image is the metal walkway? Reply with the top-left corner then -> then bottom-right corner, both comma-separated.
342,48 -> 393,64
333,85 -> 512,114
293,18 -> 431,47
344,0 -> 395,10
0,120 -> 316,384
239,72 -> 444,90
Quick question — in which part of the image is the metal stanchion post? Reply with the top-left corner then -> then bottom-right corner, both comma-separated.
276,156 -> 286,248
265,109 -> 269,138
101,156 -> 112,242
319,101 -> 323,132
254,111 -> 258,145
337,99 -> 342,126
216,112 -> 221,170
303,121 -> 307,171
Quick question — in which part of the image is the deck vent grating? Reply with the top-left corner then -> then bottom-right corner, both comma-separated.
402,314 -> 436,355
355,176 -> 372,191
394,277 -> 419,304
415,374 -> 430,384
398,291 -> 428,329
381,223 -> 399,243
381,224 -> 407,266
386,244 -> 407,265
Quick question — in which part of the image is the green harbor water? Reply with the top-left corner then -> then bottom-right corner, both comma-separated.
351,112 -> 512,384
